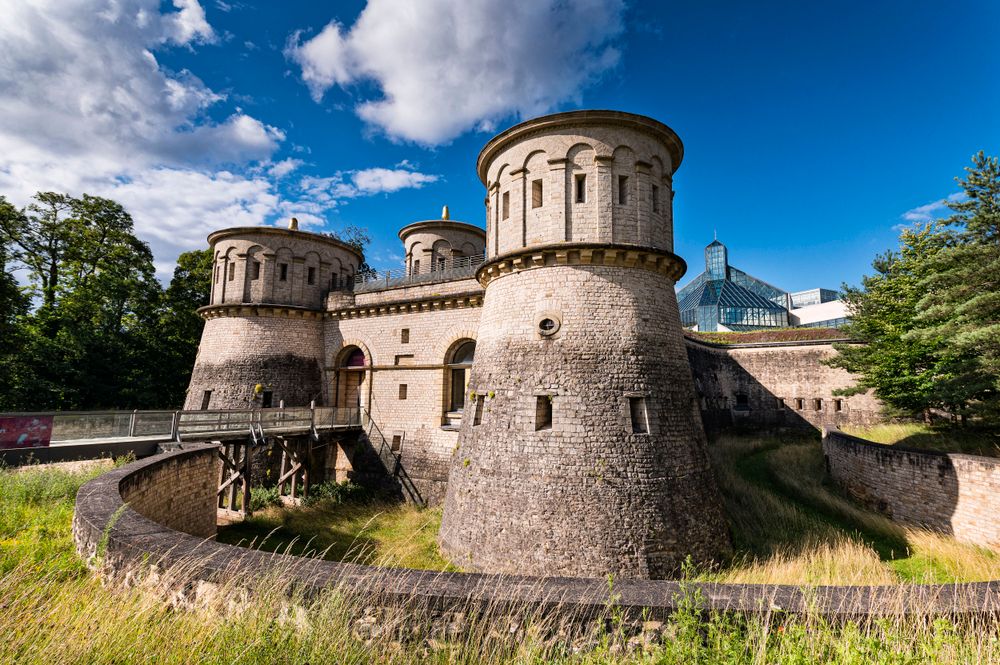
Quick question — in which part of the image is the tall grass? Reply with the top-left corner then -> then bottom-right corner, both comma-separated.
1,453 -> 999,663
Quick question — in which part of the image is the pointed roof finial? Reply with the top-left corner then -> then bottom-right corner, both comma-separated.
714,228 -> 717,241
289,217 -> 299,231
441,205 -> 450,220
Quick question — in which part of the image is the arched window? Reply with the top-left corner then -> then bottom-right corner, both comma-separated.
445,340 -> 475,423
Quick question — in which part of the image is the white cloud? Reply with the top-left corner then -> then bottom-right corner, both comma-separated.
286,0 -> 626,144
299,167 -> 439,204
901,192 -> 965,223
267,158 -> 305,179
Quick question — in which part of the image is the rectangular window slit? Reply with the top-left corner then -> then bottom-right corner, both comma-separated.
795,398 -> 804,410
814,398 -> 823,411
400,328 -> 410,344
502,191 -> 510,220
834,398 -> 843,412
200,390 -> 212,411
535,396 -> 552,431
618,175 -> 629,205
227,263 -> 235,281
279,263 -> 288,281
250,260 -> 261,280
629,396 -> 648,434
307,266 -> 316,285
473,396 -> 484,426
575,174 -> 586,203
398,384 -> 408,400
531,179 -> 543,208
391,435 -> 402,452
776,397 -> 785,410
651,184 -> 660,213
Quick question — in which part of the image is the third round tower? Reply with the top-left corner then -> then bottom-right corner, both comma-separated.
439,110 -> 730,579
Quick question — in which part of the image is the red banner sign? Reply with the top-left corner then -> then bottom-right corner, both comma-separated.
0,416 -> 54,449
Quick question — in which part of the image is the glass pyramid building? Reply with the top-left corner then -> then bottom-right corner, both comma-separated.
677,240 -> 790,331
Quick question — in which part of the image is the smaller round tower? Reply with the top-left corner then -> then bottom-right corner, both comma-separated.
398,206 -> 486,275
185,220 -> 362,410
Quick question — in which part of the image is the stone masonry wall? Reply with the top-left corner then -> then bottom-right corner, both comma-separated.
185,313 -> 325,409
823,430 -> 1000,550
118,445 -> 220,539
324,304 -> 483,505
440,264 -> 729,578
687,339 -> 882,433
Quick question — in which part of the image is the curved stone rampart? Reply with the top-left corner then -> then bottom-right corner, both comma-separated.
73,434 -> 1000,619
823,428 -> 1000,550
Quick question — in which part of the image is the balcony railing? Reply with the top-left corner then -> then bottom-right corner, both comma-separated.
353,253 -> 485,293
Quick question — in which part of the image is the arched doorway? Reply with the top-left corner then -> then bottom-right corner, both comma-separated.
335,346 -> 367,412
444,339 -> 475,427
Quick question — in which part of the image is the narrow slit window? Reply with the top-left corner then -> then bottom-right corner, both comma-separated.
502,191 -> 510,220
575,174 -> 586,203
214,266 -> 219,283
200,390 -> 212,411
531,179 -> 543,208
834,398 -> 843,412
279,263 -> 288,282
307,266 -> 316,285
651,184 -> 660,213
776,397 -> 785,410
795,398 -> 804,410
227,263 -> 235,281
473,396 -> 484,426
391,435 -> 402,452
629,397 -> 648,434
618,175 -> 629,205
535,396 -> 552,431
814,398 -> 823,411
398,384 -> 408,400
401,328 -> 410,344
250,260 -> 261,280
413,259 -> 420,274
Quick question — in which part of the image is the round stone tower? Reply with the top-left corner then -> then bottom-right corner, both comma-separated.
398,206 -> 486,275
439,110 -> 730,579
184,220 -> 362,410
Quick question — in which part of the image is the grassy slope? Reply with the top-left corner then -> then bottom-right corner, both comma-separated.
843,422 -> 1000,458
0,453 -> 998,663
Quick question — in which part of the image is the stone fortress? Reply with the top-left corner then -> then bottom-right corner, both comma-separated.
185,110 -> 881,578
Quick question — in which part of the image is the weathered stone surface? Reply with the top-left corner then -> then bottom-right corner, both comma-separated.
439,111 -> 729,579
824,429 -> 1000,550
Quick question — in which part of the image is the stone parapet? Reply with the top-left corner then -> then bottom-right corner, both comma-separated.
823,428 -> 1000,550
73,448 -> 1000,620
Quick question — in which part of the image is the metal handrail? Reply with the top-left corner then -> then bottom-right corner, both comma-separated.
353,253 -> 485,293
0,405 -> 362,449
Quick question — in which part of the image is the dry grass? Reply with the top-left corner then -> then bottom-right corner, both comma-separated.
2,456 -> 1000,662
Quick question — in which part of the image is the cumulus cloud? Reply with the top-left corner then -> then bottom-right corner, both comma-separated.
299,167 -> 439,204
901,192 -> 966,223
286,0 -> 626,144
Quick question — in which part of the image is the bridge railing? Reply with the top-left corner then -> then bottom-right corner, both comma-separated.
0,405 -> 362,450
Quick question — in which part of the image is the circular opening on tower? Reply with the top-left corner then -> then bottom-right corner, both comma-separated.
537,316 -> 560,337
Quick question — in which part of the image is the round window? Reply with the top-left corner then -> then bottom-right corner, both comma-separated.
537,315 -> 561,336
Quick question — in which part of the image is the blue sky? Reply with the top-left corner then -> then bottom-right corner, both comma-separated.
2,1 -> 997,292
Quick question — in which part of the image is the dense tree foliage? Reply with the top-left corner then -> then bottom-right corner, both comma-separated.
0,193 -> 210,410
831,152 -> 1000,424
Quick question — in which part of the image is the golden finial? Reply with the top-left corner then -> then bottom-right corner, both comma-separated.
441,205 -> 450,220
289,217 -> 299,231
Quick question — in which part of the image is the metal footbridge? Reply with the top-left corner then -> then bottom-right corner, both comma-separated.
0,406 -> 362,464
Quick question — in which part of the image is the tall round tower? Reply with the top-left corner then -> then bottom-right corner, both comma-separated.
185,221 -> 362,410
439,110 -> 729,579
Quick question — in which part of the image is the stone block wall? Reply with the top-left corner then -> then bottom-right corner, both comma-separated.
118,445 -> 220,539
823,429 -> 1000,550
687,339 -> 882,433
324,303 -> 483,505
185,311 -> 325,409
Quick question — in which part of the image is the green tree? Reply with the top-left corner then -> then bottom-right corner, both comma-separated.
0,198 -> 30,408
324,225 -> 377,280
0,193 -> 164,410
909,151 -> 1000,422
827,223 -> 950,421
154,249 -> 212,407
